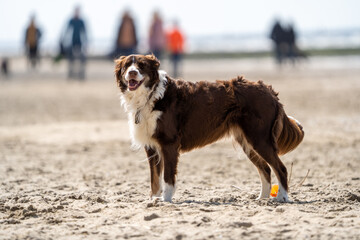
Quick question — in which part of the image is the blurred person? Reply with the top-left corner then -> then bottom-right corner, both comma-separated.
148,11 -> 166,60
1,58 -> 9,78
24,15 -> 42,69
113,11 -> 138,58
167,21 -> 185,78
269,19 -> 286,65
284,23 -> 306,64
62,6 -> 87,80
284,23 -> 296,64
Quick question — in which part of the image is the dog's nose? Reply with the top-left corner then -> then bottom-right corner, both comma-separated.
129,70 -> 138,76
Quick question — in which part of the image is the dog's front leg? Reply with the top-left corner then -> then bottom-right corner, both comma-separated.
160,143 -> 180,202
145,147 -> 163,199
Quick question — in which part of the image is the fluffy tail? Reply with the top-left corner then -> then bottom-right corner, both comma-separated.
273,110 -> 304,156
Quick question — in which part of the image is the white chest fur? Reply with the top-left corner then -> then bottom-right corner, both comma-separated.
127,107 -> 162,149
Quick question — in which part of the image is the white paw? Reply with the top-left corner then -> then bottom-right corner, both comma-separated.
256,195 -> 270,200
256,187 -> 271,200
256,172 -> 271,200
274,184 -> 290,203
162,183 -> 176,203
150,188 -> 162,200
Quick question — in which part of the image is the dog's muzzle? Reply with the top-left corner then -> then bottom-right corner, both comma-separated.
128,79 -> 144,91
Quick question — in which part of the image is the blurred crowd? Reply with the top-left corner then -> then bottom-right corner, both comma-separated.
2,6 -> 185,80
269,19 -> 306,66
108,9 -> 184,78
0,6 -> 308,80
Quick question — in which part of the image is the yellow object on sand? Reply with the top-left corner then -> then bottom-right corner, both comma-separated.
270,184 -> 279,197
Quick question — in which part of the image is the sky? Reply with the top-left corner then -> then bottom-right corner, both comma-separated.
0,0 -> 359,53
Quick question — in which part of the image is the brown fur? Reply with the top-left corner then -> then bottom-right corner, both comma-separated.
115,54 -> 304,201
275,113 -> 304,155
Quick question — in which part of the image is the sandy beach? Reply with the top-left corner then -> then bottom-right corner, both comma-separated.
0,55 -> 360,239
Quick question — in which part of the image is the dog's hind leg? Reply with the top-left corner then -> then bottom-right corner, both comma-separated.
234,124 -> 289,202
252,143 -> 289,202
145,146 -> 163,199
246,150 -> 272,199
234,131 -> 271,199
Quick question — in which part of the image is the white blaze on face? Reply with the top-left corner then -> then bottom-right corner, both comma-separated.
125,64 -> 144,82
124,63 -> 146,91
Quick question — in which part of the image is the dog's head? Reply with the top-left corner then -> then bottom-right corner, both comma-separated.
115,54 -> 160,93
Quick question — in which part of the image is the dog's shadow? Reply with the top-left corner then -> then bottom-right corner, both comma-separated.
175,200 -> 235,206
172,199 -> 318,207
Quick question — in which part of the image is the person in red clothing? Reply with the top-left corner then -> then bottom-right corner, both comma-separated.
167,21 -> 185,78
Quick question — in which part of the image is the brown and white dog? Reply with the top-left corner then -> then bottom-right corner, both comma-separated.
115,54 -> 304,203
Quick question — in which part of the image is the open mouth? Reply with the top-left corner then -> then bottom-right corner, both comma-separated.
128,79 -> 144,91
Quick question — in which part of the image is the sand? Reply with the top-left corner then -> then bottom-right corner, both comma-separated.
0,56 -> 360,239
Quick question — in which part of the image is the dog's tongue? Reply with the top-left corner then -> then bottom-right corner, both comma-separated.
129,79 -> 144,91
129,79 -> 138,87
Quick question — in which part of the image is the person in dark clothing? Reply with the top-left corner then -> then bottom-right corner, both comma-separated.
148,11 -> 166,60
1,58 -> 9,78
269,20 -> 286,65
284,24 -> 296,63
112,11 -> 138,58
24,15 -> 42,69
63,7 -> 87,80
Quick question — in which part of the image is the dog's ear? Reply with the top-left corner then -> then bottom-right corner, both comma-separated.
114,56 -> 127,91
114,56 -> 126,80
146,54 -> 160,70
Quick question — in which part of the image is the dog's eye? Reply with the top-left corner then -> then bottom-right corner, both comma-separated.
138,62 -> 145,69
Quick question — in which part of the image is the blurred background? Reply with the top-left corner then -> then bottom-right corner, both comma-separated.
1,0 -> 360,54
0,0 -> 359,77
